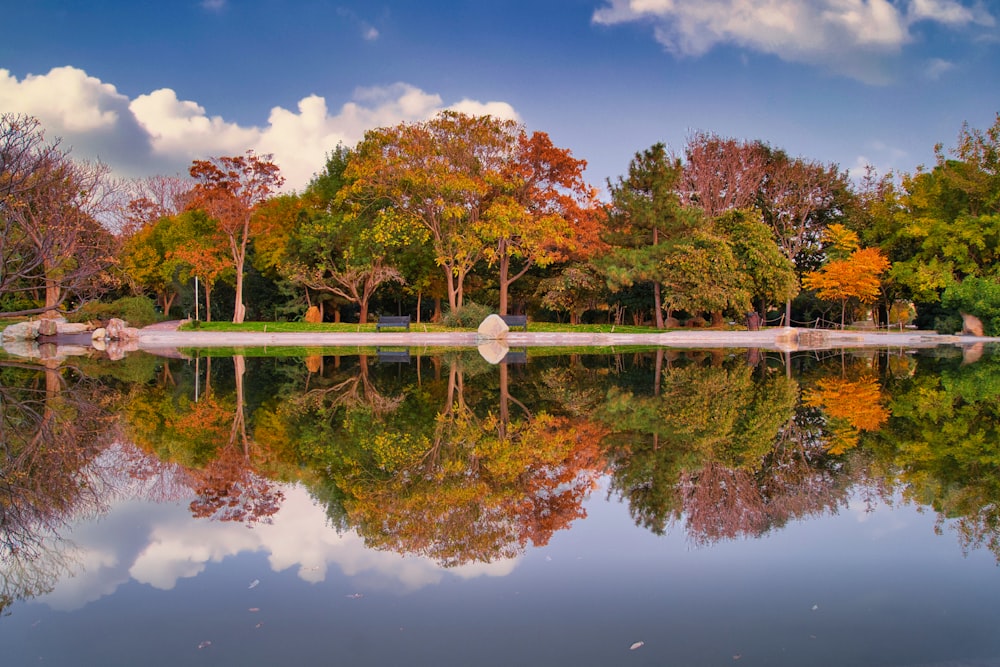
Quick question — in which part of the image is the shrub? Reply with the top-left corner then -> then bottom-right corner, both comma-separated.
941,277 -> 1000,336
442,302 -> 493,328
70,296 -> 160,328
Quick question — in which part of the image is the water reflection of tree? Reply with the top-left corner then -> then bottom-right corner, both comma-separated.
342,356 -> 606,565
596,355 -> 846,542
863,350 -> 1000,560
0,361 -> 120,612
122,355 -> 284,524
253,352 -> 607,566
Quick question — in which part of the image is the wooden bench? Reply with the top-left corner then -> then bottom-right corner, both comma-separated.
375,315 -> 410,332
501,314 -> 528,331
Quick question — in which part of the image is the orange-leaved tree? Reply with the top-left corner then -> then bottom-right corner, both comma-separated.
803,224 -> 891,328
188,151 -> 284,323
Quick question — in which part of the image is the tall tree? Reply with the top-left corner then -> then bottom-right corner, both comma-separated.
603,143 -> 698,328
346,112 -> 518,312
484,131 -> 598,315
682,132 -> 768,217
714,209 -> 799,318
757,149 -> 850,325
188,151 -> 284,323
3,156 -> 117,314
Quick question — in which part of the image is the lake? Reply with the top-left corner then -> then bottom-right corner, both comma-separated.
2,344 -> 1000,666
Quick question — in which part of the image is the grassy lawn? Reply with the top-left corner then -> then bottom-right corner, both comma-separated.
178,320 -> 675,334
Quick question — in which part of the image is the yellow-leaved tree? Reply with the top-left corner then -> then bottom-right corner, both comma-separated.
803,224 -> 890,328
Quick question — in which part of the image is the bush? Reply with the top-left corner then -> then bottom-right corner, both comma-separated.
442,302 -> 493,328
70,296 -> 160,328
941,277 -> 1000,336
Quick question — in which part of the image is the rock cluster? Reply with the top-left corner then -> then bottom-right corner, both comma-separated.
2,316 -> 140,361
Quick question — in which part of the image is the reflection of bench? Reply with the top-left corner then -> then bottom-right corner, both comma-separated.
502,347 -> 528,364
501,315 -> 527,331
376,315 -> 410,331
376,347 -> 411,363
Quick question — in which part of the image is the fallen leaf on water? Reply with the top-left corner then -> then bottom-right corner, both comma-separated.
248,608 -> 260,612
733,655 -> 742,660
255,623 -> 263,629
197,641 -> 212,650
811,604 -> 819,611
248,579 -> 260,589
346,593 -> 363,599
629,641 -> 644,651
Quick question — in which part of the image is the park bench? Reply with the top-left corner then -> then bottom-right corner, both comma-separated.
376,347 -> 411,363
501,314 -> 528,331
375,315 -> 410,332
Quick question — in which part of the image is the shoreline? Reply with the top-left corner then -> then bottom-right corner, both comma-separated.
135,326 -> 997,355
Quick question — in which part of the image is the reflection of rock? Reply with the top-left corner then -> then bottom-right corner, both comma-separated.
775,327 -> 800,351
963,342 -> 985,365
961,313 -> 985,337
477,314 -> 509,340
3,339 -> 39,358
478,340 -> 510,365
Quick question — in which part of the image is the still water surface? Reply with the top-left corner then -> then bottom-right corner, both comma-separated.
2,345 -> 1000,666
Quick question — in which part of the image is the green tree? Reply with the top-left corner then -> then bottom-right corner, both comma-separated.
603,143 -> 699,328
715,209 -> 799,317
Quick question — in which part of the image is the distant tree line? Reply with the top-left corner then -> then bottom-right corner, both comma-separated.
3,110 -> 999,332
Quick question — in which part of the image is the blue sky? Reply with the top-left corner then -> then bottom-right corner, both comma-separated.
1,0 -> 997,194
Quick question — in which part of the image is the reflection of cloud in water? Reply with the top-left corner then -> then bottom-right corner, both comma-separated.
37,484 -> 518,611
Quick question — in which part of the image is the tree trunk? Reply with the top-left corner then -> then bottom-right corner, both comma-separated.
499,253 -> 509,316
653,282 -> 664,329
445,266 -> 459,313
204,284 -> 213,322
163,292 -> 177,318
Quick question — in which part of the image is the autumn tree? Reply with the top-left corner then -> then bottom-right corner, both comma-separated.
283,147 -> 406,323
6,159 -> 117,313
659,228 -> 749,324
346,112 -> 598,316
758,149 -> 851,325
682,132 -> 768,217
345,113 -> 515,313
484,130 -> 599,315
188,151 -> 284,323
803,224 -> 891,327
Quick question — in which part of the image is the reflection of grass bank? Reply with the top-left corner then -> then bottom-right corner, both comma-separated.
176,345 -> 473,358
175,345 -> 670,359
179,321 -> 677,335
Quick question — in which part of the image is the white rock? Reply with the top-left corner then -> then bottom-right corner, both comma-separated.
477,314 -> 510,340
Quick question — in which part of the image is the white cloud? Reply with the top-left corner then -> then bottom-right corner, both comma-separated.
923,56 -> 956,79
592,0 -> 995,82
0,66 -> 127,132
36,484 -> 519,611
908,0 -> 994,25
0,67 -> 521,191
